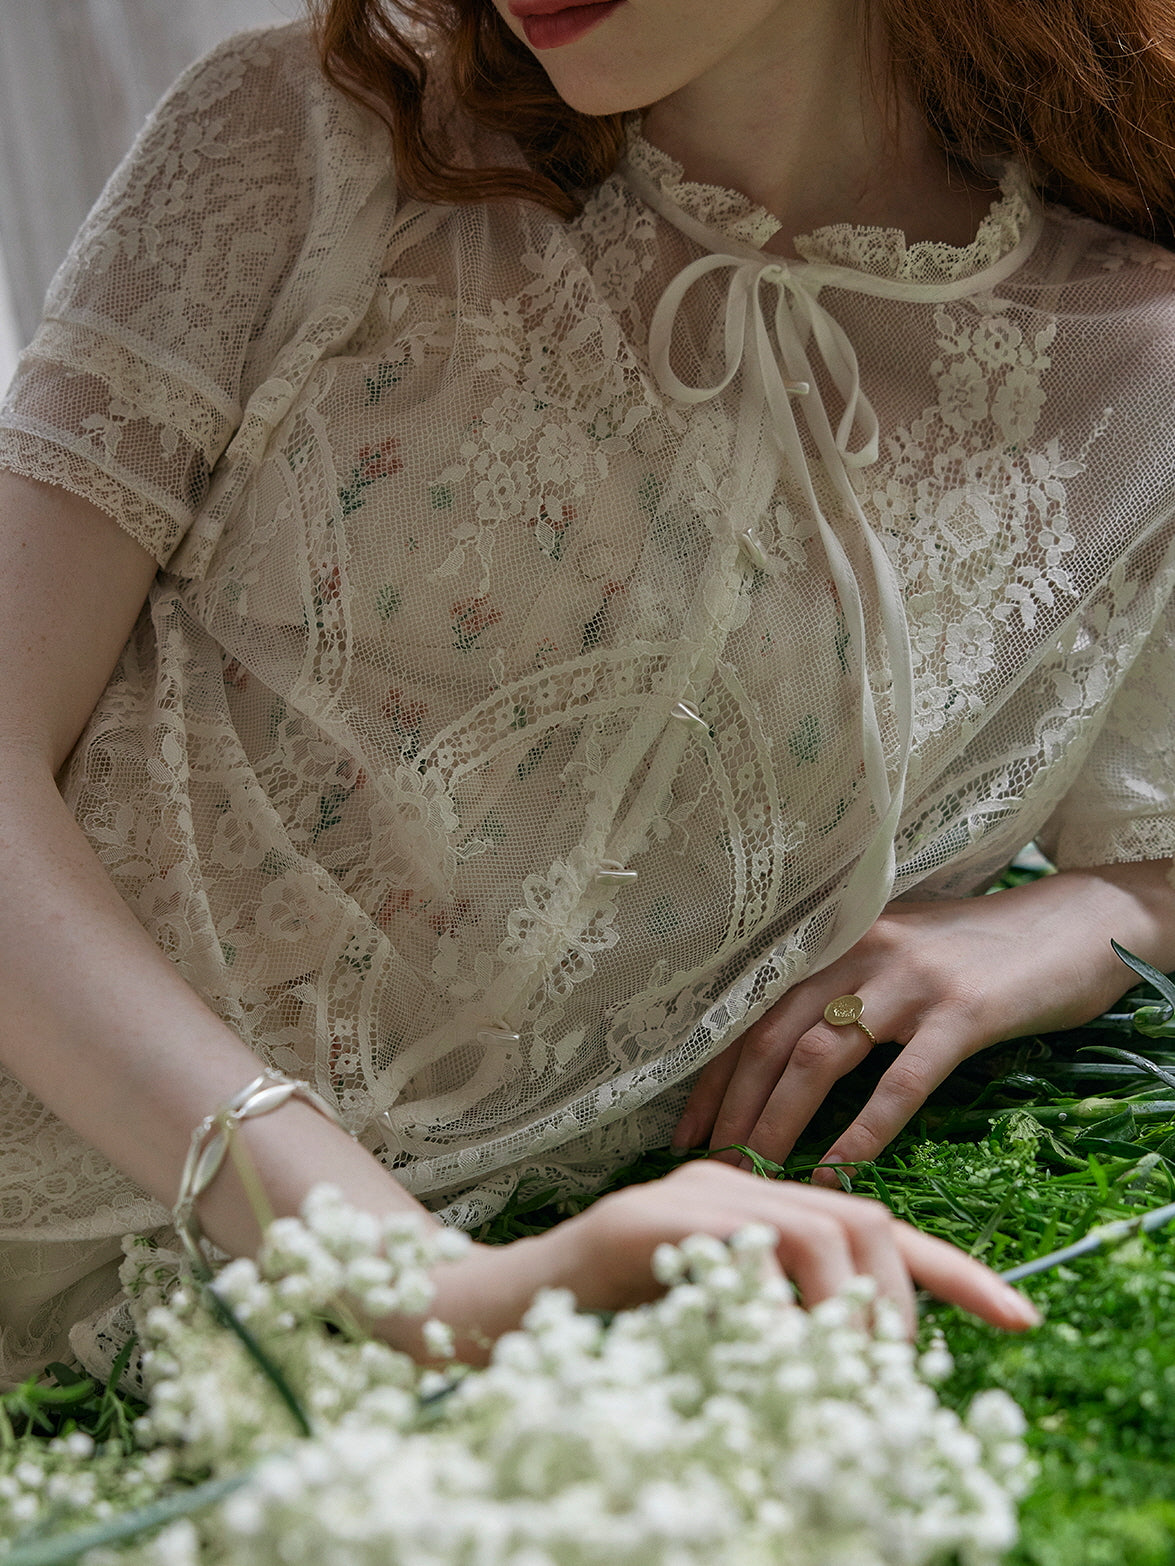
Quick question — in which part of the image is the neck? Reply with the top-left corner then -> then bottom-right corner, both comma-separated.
639,3 -> 995,254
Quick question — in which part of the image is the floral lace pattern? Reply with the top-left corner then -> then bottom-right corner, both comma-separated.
1,23 -> 1174,1383
623,127 -> 1033,283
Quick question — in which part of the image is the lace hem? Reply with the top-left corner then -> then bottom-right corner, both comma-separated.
69,1298 -> 145,1394
793,168 -> 1033,282
0,427 -> 186,564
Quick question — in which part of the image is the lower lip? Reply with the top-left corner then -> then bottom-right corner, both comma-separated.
521,0 -> 624,50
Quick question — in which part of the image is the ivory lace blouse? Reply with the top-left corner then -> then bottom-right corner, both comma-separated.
1,22 -> 1174,1381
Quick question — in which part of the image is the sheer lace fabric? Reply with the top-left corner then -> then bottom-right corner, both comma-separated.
1,23 -> 1174,1382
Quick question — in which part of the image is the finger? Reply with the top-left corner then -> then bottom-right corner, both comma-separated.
700,969 -> 896,1161
672,1040 -> 743,1150
810,1164 -> 853,1189
698,979 -> 859,1156
758,1182 -> 915,1330
840,1205 -> 918,1337
770,1212 -> 858,1307
699,1014 -> 802,1163
815,1028 -> 966,1179
719,1015 -> 874,1165
895,1223 -> 1041,1331
647,1161 -> 868,1301
776,1184 -> 1036,1336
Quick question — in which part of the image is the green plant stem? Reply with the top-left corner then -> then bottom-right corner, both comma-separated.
2,1474 -> 249,1566
224,1126 -> 276,1237
1000,1198 -> 1175,1283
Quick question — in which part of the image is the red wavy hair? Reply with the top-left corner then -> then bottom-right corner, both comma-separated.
311,0 -> 1175,242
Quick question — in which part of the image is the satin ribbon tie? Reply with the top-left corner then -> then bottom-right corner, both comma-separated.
648,251 -> 881,471
645,239 -> 914,955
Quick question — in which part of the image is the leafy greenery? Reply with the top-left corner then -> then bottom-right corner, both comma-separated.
0,1337 -> 142,1455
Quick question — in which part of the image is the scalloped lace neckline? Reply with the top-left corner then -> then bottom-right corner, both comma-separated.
622,129 -> 1034,285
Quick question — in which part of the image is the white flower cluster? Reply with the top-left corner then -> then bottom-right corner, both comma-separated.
131,1188 -> 469,1473
133,1203 -> 1027,1566
0,1430 -> 171,1547
0,1193 -> 1030,1566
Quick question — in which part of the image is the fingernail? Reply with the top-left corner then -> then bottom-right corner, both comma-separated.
1002,1287 -> 1041,1328
812,1158 -> 852,1190
671,1121 -> 696,1154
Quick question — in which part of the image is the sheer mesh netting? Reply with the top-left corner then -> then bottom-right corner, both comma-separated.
1,22 -> 1174,1381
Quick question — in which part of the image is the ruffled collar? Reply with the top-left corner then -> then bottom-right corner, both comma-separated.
621,128 -> 1035,286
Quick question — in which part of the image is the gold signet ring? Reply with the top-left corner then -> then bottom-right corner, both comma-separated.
823,994 -> 877,1046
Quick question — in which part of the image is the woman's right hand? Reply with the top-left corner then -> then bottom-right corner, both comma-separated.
409,1160 -> 1040,1363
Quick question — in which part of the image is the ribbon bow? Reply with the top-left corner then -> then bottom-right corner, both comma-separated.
648,250 -> 881,473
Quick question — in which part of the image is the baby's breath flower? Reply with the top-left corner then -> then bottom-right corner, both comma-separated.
966,1390 -> 1029,1442
919,1333 -> 955,1385
422,1318 -> 457,1360
17,1187 -> 1030,1566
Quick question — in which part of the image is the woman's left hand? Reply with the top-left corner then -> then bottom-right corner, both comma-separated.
672,860 -> 1175,1184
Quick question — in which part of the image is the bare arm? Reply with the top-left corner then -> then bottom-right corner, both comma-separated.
0,472 -> 423,1256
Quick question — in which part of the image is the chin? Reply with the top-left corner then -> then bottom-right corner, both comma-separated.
540,75 -> 645,116
553,87 -> 648,116
535,55 -> 666,118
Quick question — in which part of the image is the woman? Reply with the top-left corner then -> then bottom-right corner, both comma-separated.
1,0 -> 1173,1381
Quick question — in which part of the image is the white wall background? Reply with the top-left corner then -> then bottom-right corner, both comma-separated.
0,0 -> 304,391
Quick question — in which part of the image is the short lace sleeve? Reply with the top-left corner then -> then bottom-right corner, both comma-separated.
0,24 -> 391,566
1039,581 -> 1175,870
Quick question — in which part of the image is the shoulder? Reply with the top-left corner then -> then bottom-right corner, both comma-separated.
124,22 -> 390,188
1029,204 -> 1175,331
49,21 -> 397,338
70,22 -> 392,255
140,22 -> 339,126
